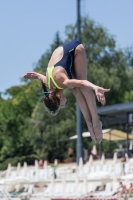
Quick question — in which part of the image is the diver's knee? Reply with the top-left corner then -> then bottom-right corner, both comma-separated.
71,88 -> 80,95
80,87 -> 93,94
75,44 -> 85,54
79,87 -> 87,94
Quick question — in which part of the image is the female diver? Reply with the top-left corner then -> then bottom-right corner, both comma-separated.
23,40 -> 110,143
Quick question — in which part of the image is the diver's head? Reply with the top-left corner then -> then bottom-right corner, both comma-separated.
42,82 -> 67,115
56,90 -> 67,108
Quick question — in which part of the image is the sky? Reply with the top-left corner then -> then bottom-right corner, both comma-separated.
0,0 -> 133,93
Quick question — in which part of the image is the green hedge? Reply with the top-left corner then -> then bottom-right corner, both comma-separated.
0,154 -> 39,171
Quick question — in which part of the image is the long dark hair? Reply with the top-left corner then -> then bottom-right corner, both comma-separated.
42,82 -> 60,116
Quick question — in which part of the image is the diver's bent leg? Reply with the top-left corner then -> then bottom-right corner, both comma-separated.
71,88 -> 96,142
74,44 -> 102,142
80,87 -> 103,142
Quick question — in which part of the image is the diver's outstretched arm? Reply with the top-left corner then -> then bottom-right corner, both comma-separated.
23,72 -> 46,83
63,79 -> 110,105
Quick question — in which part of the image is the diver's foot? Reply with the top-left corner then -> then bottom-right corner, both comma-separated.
93,121 -> 103,143
88,123 -> 96,143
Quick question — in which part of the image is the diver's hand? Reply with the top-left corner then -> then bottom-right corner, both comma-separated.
23,72 -> 38,79
94,86 -> 110,105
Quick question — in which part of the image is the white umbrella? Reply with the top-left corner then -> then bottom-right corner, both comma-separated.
125,153 -> 129,162
23,162 -> 27,171
69,132 -> 91,140
69,129 -> 133,141
92,145 -> 97,155
69,129 -> 111,140
20,162 -> 27,177
129,142 -> 133,150
7,163 -> 11,174
84,162 -> 90,174
44,160 -> 47,169
113,152 -> 118,165
88,154 -> 93,166
7,163 -> 11,171
101,153 -> 106,166
44,160 -> 48,179
35,159 -> 39,170
54,159 -> 58,166
17,162 -> 21,172
78,157 -> 83,170
6,163 -> 12,178
17,162 -> 21,175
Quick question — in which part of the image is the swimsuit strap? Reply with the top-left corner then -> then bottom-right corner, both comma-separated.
47,66 -> 63,90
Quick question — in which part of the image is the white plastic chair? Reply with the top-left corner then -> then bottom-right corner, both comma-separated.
124,162 -> 130,174
93,182 -> 112,197
0,185 -> 12,198
106,181 -> 120,196
115,163 -> 122,176
78,182 -> 88,196
82,165 -> 90,175
38,169 -> 45,180
18,169 -> 26,177
51,183 -> 64,197
100,182 -> 112,197
74,182 -> 83,197
90,165 -> 95,172
55,168 -> 60,178
95,165 -> 101,172
108,164 -> 113,172
43,183 -> 54,197
63,182 -> 76,197
48,168 -> 54,178
78,168 -> 84,177
87,183 -> 95,193
64,182 -> 84,198
32,183 -> 53,197
18,184 -> 33,197
102,164 -> 108,172
10,171 -> 17,178
26,169 -> 35,179
112,181 -> 119,191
